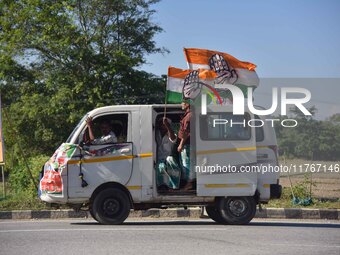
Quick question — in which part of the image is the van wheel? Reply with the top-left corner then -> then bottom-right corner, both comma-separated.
217,196 -> 256,225
89,207 -> 97,221
205,206 -> 225,224
92,188 -> 130,225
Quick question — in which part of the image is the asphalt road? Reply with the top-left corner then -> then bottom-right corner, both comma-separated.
0,218 -> 339,255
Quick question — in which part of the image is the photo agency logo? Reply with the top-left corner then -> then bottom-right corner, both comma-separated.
201,85 -> 312,128
181,50 -> 312,128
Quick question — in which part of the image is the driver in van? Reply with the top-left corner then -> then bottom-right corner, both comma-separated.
86,117 -> 117,145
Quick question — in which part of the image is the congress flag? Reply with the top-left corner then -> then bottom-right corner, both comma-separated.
166,67 -> 223,104
183,48 -> 260,92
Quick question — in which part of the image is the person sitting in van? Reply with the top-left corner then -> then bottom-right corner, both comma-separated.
178,99 -> 194,191
156,118 -> 181,190
86,117 -> 117,145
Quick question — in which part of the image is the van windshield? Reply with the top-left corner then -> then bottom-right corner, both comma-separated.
65,114 -> 88,143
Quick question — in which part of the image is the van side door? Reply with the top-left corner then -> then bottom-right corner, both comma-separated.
194,105 -> 257,197
68,112 -> 133,198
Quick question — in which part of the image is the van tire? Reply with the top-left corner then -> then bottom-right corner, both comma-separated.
217,196 -> 256,225
89,207 -> 97,221
205,206 -> 225,224
92,188 -> 130,225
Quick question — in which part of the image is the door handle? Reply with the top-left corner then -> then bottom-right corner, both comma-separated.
120,148 -> 131,153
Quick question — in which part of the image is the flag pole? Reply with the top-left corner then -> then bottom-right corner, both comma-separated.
163,86 -> 168,118
164,69 -> 169,119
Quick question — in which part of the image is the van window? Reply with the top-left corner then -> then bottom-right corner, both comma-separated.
200,113 -> 251,140
81,113 -> 129,144
255,115 -> 264,142
66,113 -> 88,144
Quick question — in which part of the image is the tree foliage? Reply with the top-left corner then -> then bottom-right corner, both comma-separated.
275,107 -> 340,160
0,0 -> 166,158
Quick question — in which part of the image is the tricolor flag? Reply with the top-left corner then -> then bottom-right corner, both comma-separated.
166,67 -> 223,104
183,48 -> 259,95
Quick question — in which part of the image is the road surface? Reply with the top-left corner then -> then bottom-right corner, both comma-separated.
0,218 -> 339,255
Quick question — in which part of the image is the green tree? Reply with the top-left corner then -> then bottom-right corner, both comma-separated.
328,113 -> 340,124
0,0 -> 167,158
275,106 -> 340,160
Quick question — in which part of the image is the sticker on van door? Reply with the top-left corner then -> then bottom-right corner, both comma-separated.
40,143 -> 77,195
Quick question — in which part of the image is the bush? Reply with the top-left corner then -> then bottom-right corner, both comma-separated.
8,154 -> 49,197
290,174 -> 315,199
0,190 -> 48,210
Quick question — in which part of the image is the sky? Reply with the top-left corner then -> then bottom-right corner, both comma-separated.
140,0 -> 340,119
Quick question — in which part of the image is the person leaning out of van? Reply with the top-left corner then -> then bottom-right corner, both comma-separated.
156,118 -> 181,191
86,117 -> 117,145
178,99 -> 195,191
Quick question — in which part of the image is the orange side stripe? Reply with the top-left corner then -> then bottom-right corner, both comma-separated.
205,184 -> 250,188
196,147 -> 256,155
126,185 -> 142,190
68,153 -> 152,165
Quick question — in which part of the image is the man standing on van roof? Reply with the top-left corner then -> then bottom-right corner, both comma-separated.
86,117 -> 117,145
178,99 -> 195,190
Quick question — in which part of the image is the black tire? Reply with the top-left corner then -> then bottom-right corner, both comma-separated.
89,207 -> 97,221
217,196 -> 256,225
205,206 -> 225,224
92,188 -> 130,225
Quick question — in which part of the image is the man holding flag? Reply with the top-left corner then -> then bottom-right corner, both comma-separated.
177,99 -> 194,191
164,48 -> 259,191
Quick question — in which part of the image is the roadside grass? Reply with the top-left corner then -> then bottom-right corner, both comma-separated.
0,191 -> 47,211
0,181 -> 50,210
265,187 -> 340,209
277,158 -> 340,207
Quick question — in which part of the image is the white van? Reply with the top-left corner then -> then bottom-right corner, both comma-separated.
39,104 -> 281,225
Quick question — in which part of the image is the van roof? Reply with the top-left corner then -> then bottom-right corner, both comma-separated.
87,104 -> 182,116
87,104 -> 269,116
